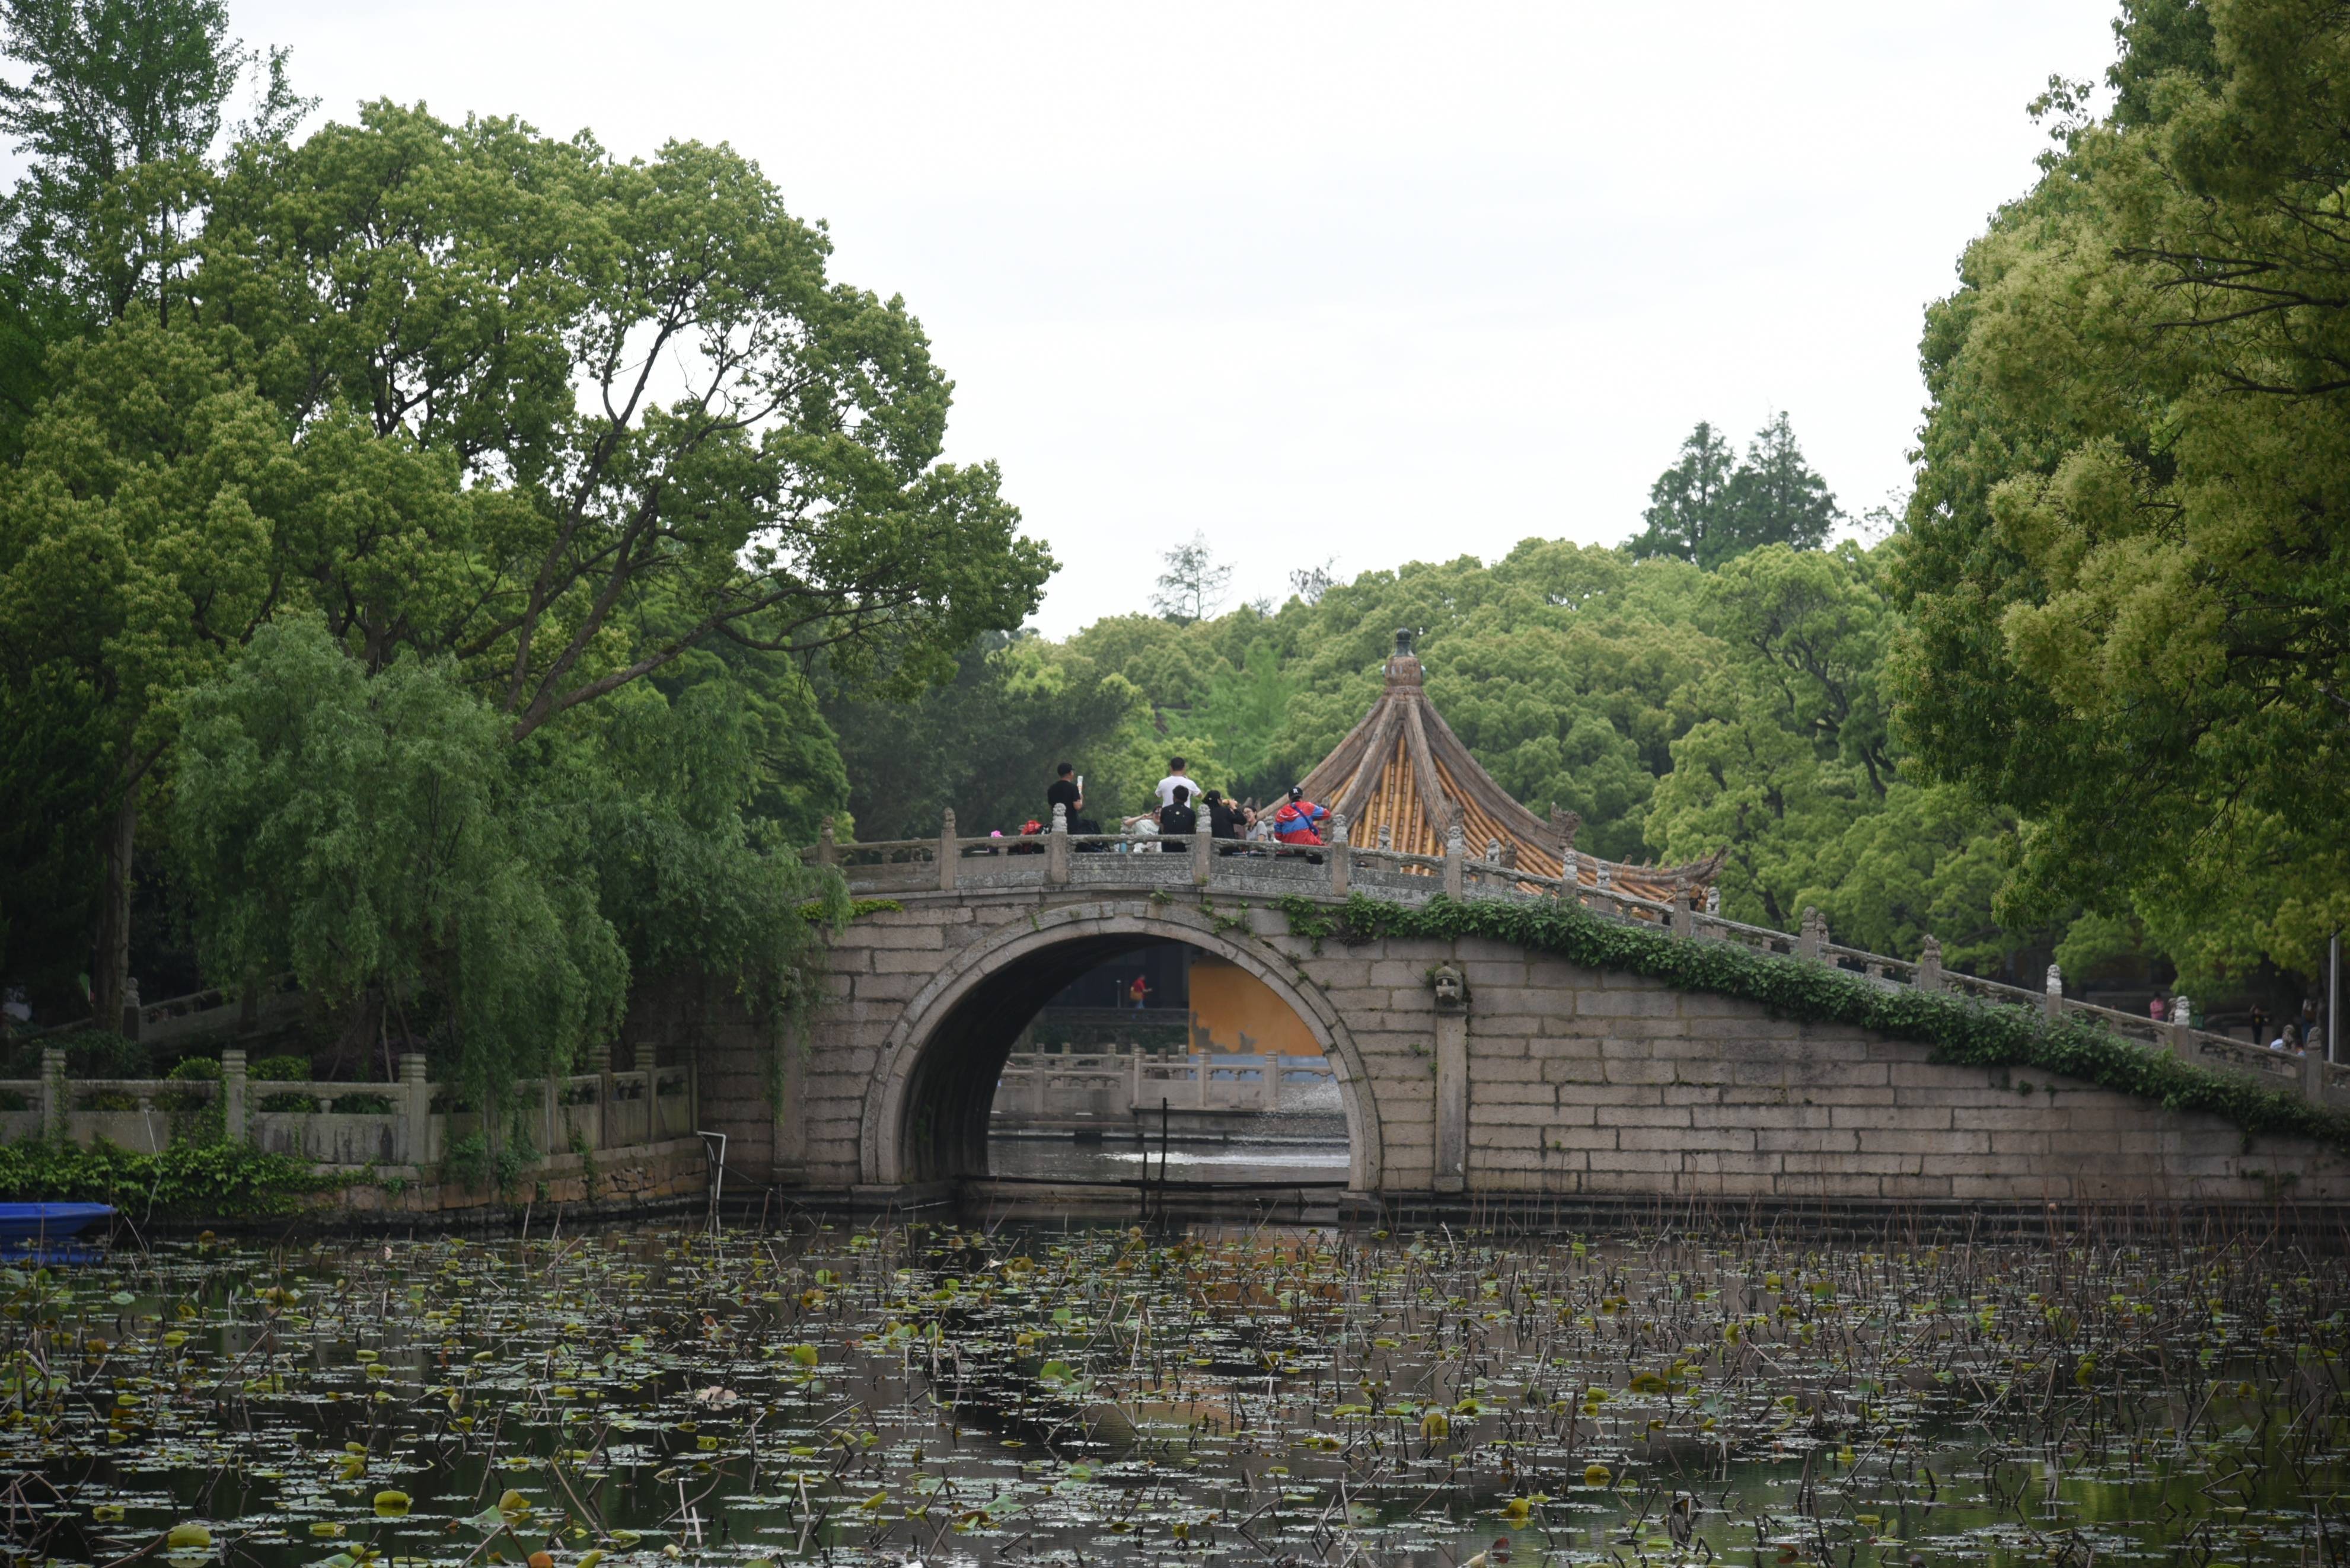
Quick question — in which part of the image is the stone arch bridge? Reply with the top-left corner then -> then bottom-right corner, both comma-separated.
667,828 -> 2350,1223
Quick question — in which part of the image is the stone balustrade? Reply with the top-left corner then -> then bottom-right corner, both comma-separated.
991,1049 -> 1339,1121
0,1047 -> 698,1167
806,811 -> 2346,1116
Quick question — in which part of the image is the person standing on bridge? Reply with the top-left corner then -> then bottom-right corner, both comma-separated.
1159,784 -> 1197,852
1273,784 -> 1328,847
1047,762 -> 1098,835
1155,757 -> 1194,808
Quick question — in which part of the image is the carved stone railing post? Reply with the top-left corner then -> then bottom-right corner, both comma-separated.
938,809 -> 958,892
221,1048 -> 247,1144
1917,935 -> 1943,992
1560,848 -> 1578,903
589,1041 -> 613,1150
1796,907 -> 1822,960
815,817 -> 837,868
1594,861 -> 1614,917
2044,963 -> 2064,1020
1329,816 -> 1351,898
1670,871 -> 1692,938
1442,821 -> 1466,899
40,1045 -> 65,1139
1430,963 -> 1469,1194
400,1052 -> 431,1165
1047,803 -> 1070,885
2169,995 -> 2195,1058
1705,886 -> 1720,915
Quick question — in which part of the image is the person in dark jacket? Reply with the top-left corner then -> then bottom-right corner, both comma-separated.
1159,784 -> 1197,851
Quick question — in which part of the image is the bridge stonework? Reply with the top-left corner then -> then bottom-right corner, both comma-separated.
680,886 -> 2350,1220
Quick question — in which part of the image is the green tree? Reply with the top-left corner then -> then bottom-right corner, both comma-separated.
1724,411 -> 1841,559
197,103 -> 1051,726
1194,638 -> 1297,800
1625,421 -> 1737,568
1644,543 -> 2013,963
1626,414 -> 1841,569
1892,0 -> 2350,988
0,663 -> 109,1010
0,321 -> 297,1036
2,98 -> 1045,1036
171,618 -> 630,1100
0,0 -> 302,446
821,634 -> 1140,839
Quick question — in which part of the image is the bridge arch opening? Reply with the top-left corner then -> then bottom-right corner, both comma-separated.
862,912 -> 1379,1193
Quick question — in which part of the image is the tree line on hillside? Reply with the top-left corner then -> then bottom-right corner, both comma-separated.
2,0 -> 2341,1097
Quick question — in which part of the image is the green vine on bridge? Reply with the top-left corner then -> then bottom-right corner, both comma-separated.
1273,893 -> 2350,1157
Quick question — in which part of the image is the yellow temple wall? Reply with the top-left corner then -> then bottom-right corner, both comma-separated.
1188,954 -> 1322,1055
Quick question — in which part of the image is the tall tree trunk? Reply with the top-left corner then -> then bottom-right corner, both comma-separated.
91,788 -> 136,1034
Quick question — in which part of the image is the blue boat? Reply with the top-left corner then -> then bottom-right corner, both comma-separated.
0,1202 -> 114,1257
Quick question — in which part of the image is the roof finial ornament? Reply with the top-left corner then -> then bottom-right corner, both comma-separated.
1385,627 -> 1423,687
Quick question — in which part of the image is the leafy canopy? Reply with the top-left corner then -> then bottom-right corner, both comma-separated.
1892,0 -> 2350,987
1626,412 -> 1842,570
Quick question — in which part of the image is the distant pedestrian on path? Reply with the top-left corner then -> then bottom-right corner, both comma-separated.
1128,975 -> 1150,1010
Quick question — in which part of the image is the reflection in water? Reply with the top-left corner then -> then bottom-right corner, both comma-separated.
8,1225 -> 2344,1568
989,1134 -> 1350,1181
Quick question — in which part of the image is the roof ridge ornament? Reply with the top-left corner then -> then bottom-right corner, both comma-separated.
1385,627 -> 1424,688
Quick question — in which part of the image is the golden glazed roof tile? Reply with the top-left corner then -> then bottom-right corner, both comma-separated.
1293,629 -> 1722,903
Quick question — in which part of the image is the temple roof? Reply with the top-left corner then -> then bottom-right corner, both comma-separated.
1294,630 -> 1723,903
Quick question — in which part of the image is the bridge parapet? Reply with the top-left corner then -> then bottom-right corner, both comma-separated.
809,820 -> 2344,1116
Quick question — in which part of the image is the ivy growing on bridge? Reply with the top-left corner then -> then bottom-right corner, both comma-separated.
1273,894 -> 2350,1158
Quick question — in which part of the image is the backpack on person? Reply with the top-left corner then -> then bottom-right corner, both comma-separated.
1273,797 -> 1324,845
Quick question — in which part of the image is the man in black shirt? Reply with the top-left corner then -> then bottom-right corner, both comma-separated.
1159,784 -> 1197,851
1046,763 -> 1082,827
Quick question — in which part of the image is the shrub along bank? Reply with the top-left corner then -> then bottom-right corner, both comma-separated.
0,1138 -> 337,1218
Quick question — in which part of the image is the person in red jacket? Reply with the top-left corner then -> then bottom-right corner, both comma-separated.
1273,784 -> 1328,845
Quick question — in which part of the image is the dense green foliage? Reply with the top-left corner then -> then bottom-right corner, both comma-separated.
920,537 -> 2030,977
1893,0 -> 2349,988
0,1134 -> 334,1213
1276,892 -> 2350,1155
0,16 -> 1037,1100
1625,413 -> 1844,569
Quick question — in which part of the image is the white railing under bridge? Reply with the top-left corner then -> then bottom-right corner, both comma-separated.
811,810 -> 2350,1116
993,1049 -> 1339,1123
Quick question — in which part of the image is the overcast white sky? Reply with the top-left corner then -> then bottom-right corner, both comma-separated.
229,1 -> 2115,635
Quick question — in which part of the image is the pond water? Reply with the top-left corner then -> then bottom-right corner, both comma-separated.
987,1136 -> 1351,1184
5,1222 -> 2344,1568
